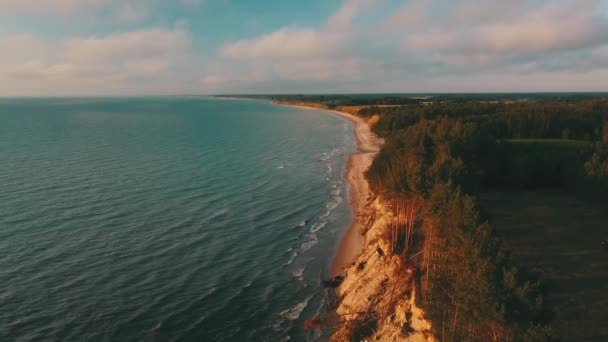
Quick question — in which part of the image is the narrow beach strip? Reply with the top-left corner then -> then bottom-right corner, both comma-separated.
271,101 -> 383,276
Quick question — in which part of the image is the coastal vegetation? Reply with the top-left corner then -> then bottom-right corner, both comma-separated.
364,117 -> 553,341
274,94 -> 608,341
585,123 -> 608,183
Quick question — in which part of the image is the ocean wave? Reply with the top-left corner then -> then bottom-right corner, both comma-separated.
291,266 -> 305,280
279,297 -> 312,321
309,221 -> 327,234
0,290 -> 16,303
5,319 -> 27,329
285,250 -> 298,265
326,196 -> 342,212
292,219 -> 308,229
307,193 -> 343,235
321,147 -> 343,179
300,234 -> 318,252
272,296 -> 313,340
199,208 -> 230,226
319,148 -> 340,162
149,321 -> 162,333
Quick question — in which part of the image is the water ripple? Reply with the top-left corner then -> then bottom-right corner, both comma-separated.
0,97 -> 355,342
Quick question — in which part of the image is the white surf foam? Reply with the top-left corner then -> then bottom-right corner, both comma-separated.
292,220 -> 307,229
279,297 -> 312,320
300,234 -> 318,252
309,221 -> 327,234
291,266 -> 305,280
285,250 -> 298,265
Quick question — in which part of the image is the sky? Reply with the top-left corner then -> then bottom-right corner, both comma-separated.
1,0 -> 607,96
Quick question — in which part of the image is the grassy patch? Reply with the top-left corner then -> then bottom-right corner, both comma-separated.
481,190 -> 608,341
483,139 -> 591,190
501,139 -> 590,148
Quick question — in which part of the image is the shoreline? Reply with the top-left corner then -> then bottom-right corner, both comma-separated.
213,96 -> 269,103
271,101 -> 383,276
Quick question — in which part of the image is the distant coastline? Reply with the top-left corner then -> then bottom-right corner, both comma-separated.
213,96 -> 272,103
270,100 -> 384,275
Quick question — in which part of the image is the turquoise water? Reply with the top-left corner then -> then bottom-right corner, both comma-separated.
0,98 -> 355,341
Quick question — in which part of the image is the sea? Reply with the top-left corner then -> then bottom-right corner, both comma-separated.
0,97 -> 356,341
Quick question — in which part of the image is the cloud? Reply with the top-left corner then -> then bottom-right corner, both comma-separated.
221,27 -> 348,59
204,0 -> 608,93
384,0 -> 431,31
0,0 -> 156,23
219,0 -> 382,61
0,26 -> 201,95
111,2 -> 149,23
2,0 -> 608,95
0,0 -> 200,20
63,28 -> 191,62
211,0 -> 379,91
447,0 -> 528,25
403,0 -> 608,63
0,0 -> 110,14
326,0 -> 377,30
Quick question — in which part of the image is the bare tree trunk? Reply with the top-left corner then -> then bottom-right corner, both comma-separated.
425,221 -> 433,302
442,310 -> 446,342
452,305 -> 459,333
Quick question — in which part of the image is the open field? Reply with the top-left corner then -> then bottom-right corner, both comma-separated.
484,139 -> 591,190
481,190 -> 608,341
502,139 -> 591,148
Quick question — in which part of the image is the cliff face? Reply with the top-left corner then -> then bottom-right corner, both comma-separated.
331,198 -> 434,342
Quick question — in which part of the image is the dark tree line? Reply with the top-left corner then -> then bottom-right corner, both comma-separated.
585,123 -> 608,182
239,92 -> 608,108
361,100 -> 608,141
422,184 -> 550,341
363,117 -> 554,341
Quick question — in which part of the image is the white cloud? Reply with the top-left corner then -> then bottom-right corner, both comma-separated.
447,0 -> 528,25
111,2 -> 148,23
2,0 -> 608,95
326,0 -> 377,30
211,0 -> 379,91
0,0 -> 200,19
219,0 -> 380,61
63,28 -> 191,62
403,0 -> 608,61
384,0 -> 431,31
0,0 -> 156,23
206,0 -> 608,93
221,27 -> 348,59
0,26 -> 201,95
0,0 -> 111,14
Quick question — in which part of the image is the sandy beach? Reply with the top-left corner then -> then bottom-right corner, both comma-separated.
272,101 -> 383,276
